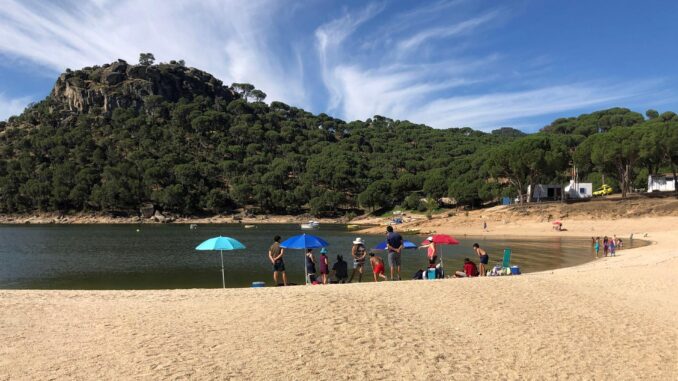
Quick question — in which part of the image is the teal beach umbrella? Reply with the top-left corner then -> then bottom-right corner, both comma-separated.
196,236 -> 246,288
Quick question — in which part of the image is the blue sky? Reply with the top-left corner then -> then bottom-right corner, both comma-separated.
1,0 -> 677,131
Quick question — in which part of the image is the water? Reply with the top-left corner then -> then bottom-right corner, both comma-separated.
0,224 -> 647,289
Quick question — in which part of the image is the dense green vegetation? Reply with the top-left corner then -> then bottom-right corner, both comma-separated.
0,61 -> 677,217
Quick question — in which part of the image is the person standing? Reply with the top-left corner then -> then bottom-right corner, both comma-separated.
603,236 -> 609,257
473,243 -> 489,276
305,249 -> 317,284
332,255 -> 349,283
369,252 -> 387,282
594,237 -> 600,258
609,239 -> 616,257
421,236 -> 437,265
268,235 -> 287,286
349,238 -> 367,283
386,226 -> 403,280
319,248 -> 330,284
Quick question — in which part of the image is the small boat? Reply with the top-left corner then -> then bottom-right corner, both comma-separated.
300,221 -> 320,230
244,224 -> 256,229
189,224 -> 198,230
346,224 -> 360,230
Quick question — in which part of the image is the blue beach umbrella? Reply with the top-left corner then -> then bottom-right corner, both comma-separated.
280,234 -> 329,284
195,236 -> 246,288
372,240 -> 418,251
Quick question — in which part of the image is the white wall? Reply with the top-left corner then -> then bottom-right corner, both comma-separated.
648,175 -> 676,192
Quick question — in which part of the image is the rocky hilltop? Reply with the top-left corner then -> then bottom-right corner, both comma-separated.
50,59 -> 235,114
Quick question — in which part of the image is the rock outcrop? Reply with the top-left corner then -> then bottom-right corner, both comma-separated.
50,60 -> 236,114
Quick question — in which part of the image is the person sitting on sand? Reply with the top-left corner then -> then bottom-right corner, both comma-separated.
305,249 -> 317,284
455,258 -> 479,277
473,243 -> 489,277
319,248 -> 330,285
369,252 -> 387,282
349,237 -> 367,283
268,235 -> 287,286
332,255 -> 349,283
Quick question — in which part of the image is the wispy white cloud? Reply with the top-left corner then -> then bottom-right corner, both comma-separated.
0,93 -> 32,121
396,9 -> 503,53
315,2 -> 385,110
406,81 -> 666,129
0,1 -> 672,131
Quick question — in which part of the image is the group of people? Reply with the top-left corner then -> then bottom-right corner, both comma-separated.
592,235 -> 623,258
267,227 -> 492,285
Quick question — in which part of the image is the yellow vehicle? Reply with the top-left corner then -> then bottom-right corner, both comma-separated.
592,184 -> 613,196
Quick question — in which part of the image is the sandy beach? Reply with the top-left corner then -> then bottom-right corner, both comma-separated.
1,214 -> 677,380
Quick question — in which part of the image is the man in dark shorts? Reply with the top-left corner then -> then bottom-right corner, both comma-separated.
268,235 -> 287,286
473,243 -> 489,277
386,226 -> 403,280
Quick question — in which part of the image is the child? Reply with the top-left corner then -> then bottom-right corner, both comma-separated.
609,239 -> 616,257
369,252 -> 387,282
319,248 -> 330,284
594,237 -> 600,258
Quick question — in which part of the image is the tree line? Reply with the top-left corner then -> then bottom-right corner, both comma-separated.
0,63 -> 677,217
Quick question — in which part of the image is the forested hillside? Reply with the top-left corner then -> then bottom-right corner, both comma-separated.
1,58 -> 677,217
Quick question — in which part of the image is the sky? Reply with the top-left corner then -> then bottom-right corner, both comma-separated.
0,0 -> 677,131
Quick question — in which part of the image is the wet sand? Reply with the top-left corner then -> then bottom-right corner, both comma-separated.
1,216 -> 677,380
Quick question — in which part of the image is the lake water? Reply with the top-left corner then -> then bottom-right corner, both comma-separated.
0,224 -> 647,289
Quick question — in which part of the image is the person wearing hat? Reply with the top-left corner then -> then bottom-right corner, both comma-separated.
421,236 -> 438,266
319,248 -> 330,284
349,237 -> 367,283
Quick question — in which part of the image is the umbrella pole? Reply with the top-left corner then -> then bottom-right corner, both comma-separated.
440,247 -> 444,268
220,250 -> 225,289
304,253 -> 308,285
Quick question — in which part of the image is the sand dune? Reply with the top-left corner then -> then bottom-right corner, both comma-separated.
1,217 -> 677,380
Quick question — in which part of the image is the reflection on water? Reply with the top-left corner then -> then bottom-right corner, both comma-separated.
0,224 -> 648,289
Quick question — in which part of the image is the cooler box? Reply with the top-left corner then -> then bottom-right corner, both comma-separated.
251,281 -> 265,288
427,268 -> 436,280
510,266 -> 521,275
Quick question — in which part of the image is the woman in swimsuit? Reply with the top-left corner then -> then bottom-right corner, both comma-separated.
369,252 -> 387,282
421,236 -> 438,266
305,249 -> 317,284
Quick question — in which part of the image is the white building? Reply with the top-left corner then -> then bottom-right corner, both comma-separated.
527,181 -> 592,201
528,184 -> 562,201
648,174 -> 676,193
564,180 -> 593,199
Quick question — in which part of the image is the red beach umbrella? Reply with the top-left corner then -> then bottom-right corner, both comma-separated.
420,234 -> 460,272
421,234 -> 460,246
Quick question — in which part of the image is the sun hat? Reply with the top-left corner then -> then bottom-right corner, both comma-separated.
320,248 -> 328,254
427,236 -> 433,241
352,237 -> 364,245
